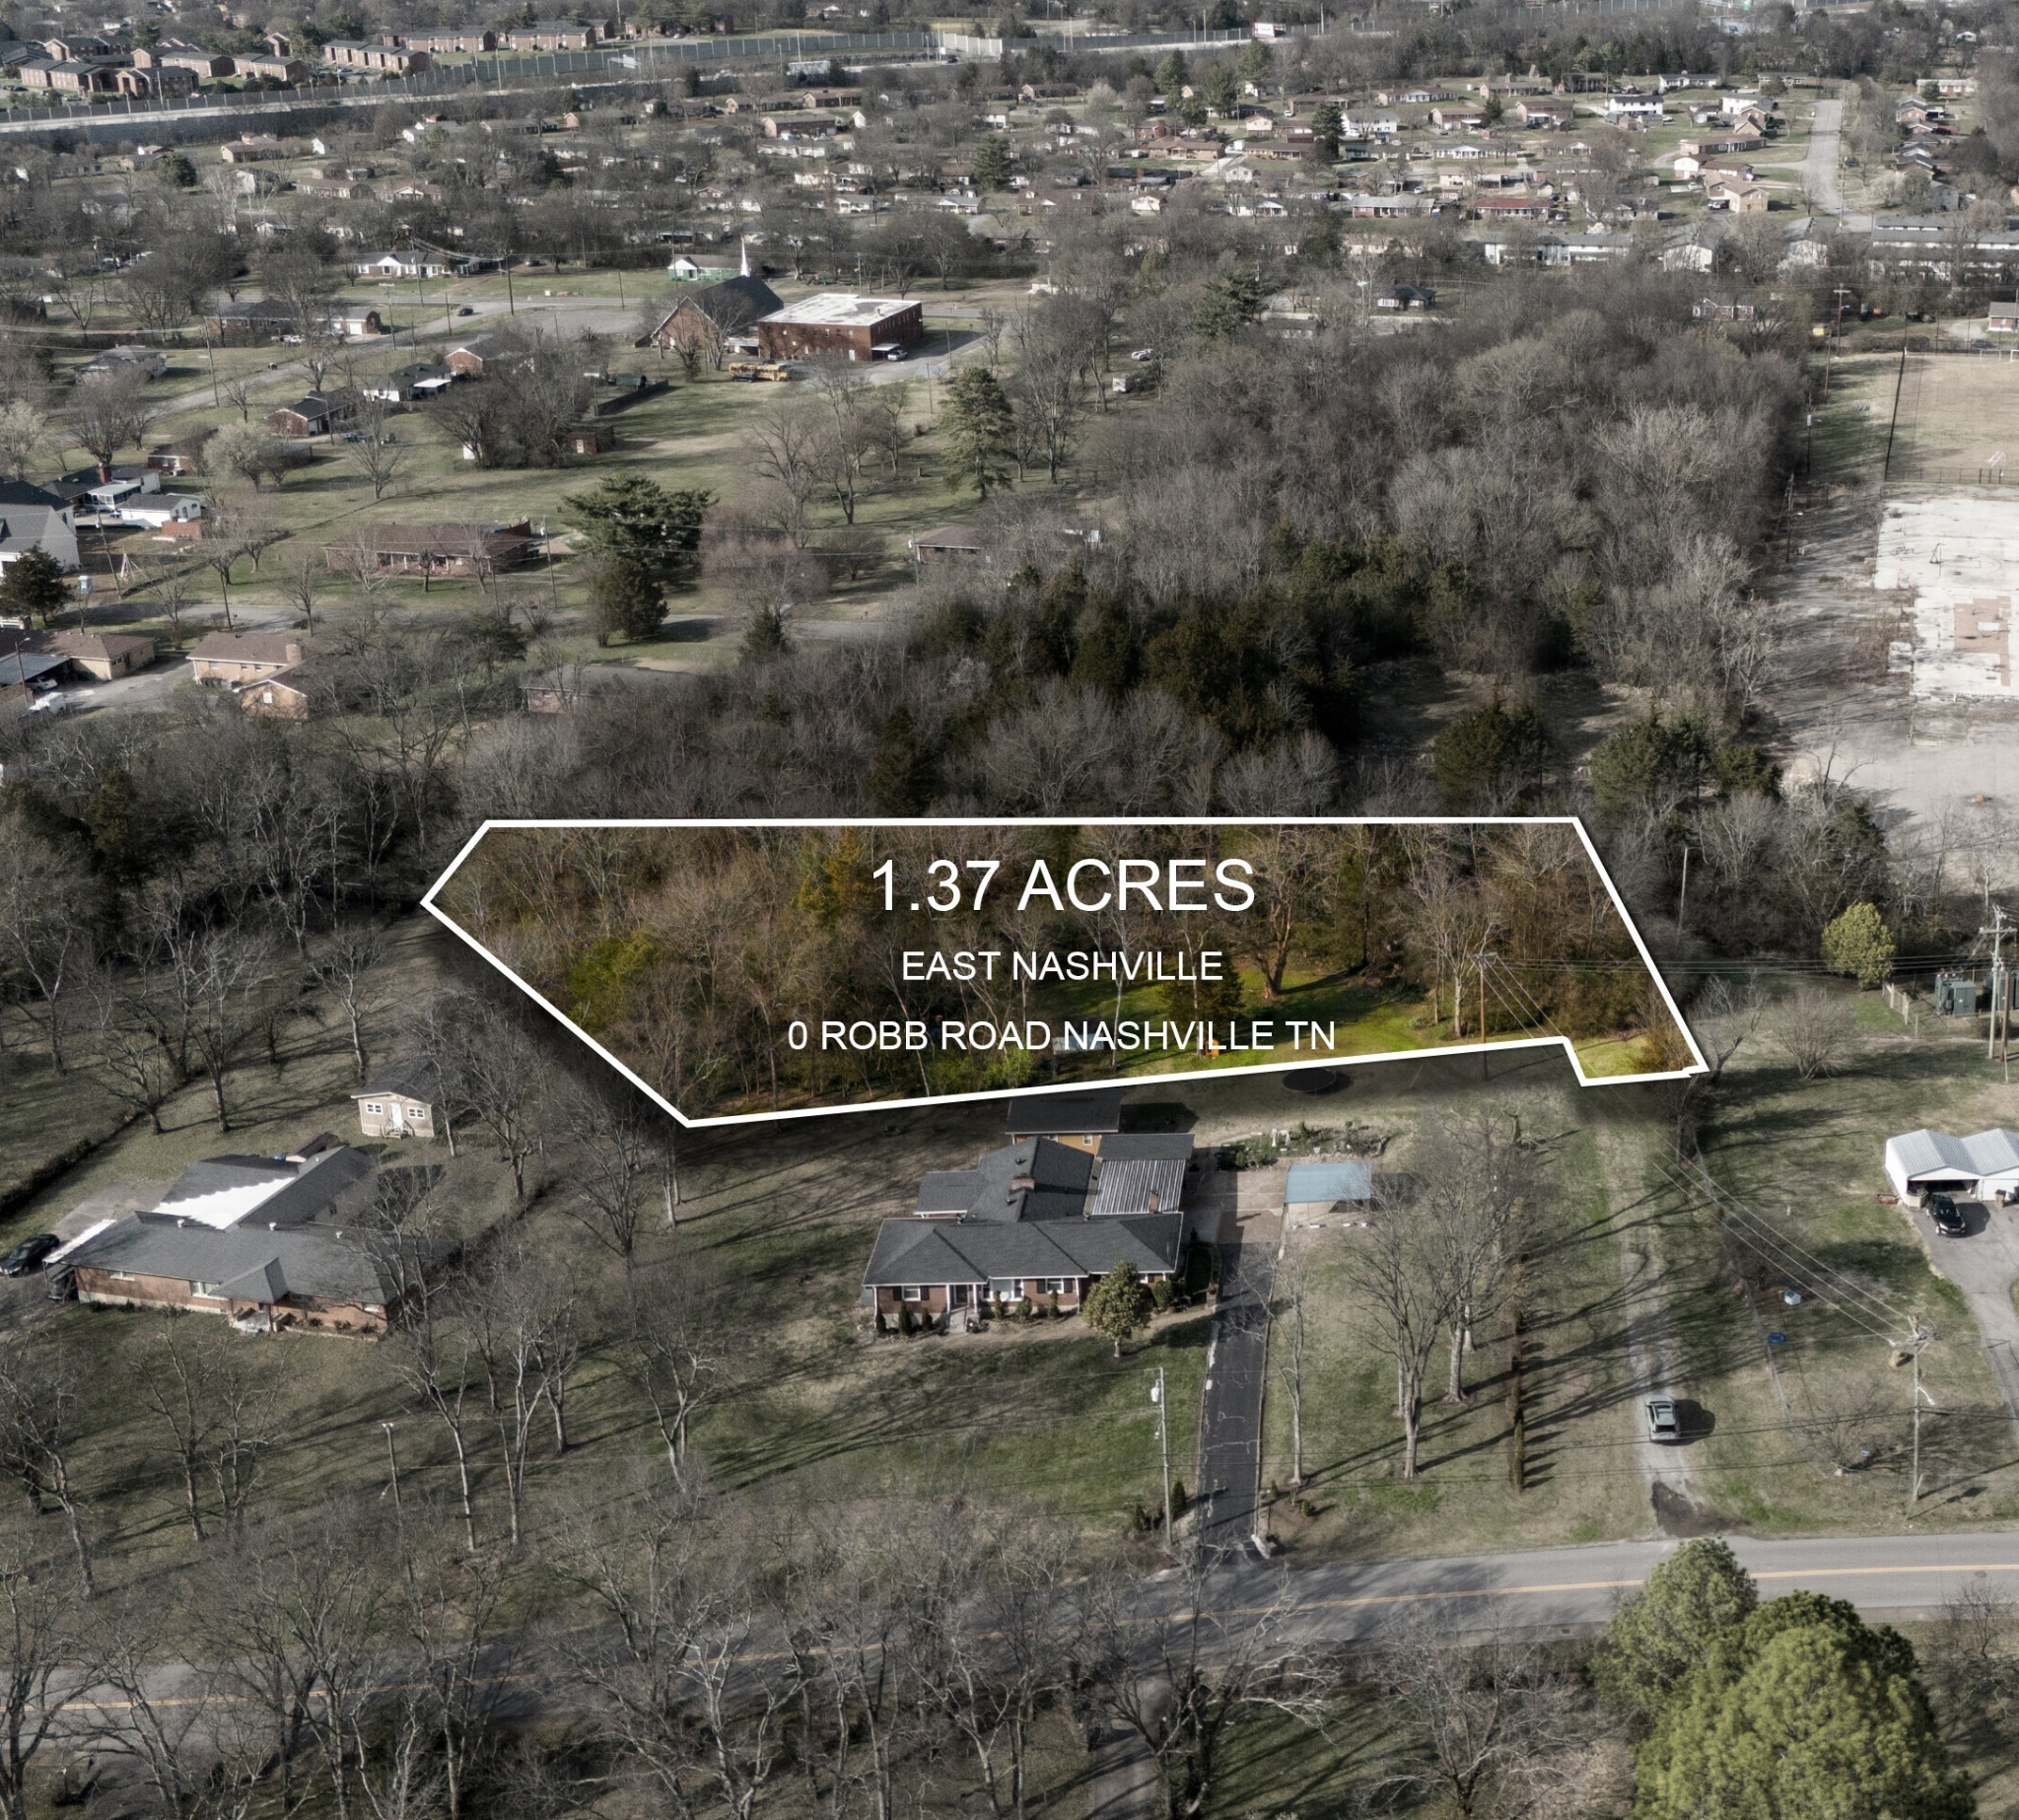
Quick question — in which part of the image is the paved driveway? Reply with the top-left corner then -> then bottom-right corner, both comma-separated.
1195,1166 -> 1283,1556
1907,1196 -> 2019,1444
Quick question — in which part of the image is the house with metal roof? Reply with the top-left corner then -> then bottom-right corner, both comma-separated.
1883,1128 -> 2019,1203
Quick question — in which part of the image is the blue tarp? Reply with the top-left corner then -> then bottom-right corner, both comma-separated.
1285,1160 -> 1373,1205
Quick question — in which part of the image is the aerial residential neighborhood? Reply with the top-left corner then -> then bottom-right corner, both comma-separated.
9,0 -> 2019,1810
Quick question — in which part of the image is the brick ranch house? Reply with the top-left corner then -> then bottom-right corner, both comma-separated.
862,1100 -> 1195,1322
62,1141 -> 398,1332
189,631 -> 303,686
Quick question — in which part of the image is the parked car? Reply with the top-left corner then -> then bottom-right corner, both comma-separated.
456,305 -> 475,315
0,1234 -> 60,1277
1645,1396 -> 1683,1442
1929,1193 -> 1968,1237
28,692 -> 74,713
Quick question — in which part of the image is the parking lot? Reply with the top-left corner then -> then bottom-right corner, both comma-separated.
1909,1194 -> 2019,1441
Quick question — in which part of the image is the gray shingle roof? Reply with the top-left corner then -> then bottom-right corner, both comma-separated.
964,1138 -> 1093,1223
1004,1088 -> 1125,1137
357,1057 -> 441,1102
863,1212 -> 1184,1289
917,1169 -> 983,1215
1097,1133 -> 1194,1161
68,1215 -> 390,1305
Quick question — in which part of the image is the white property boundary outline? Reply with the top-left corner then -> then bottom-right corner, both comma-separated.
421,816 -> 1709,1128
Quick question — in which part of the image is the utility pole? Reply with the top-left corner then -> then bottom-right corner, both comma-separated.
1478,950 -> 1491,1077
1982,905 -> 2007,1063
1149,1365 -> 1173,1558
381,1420 -> 402,1516
1677,845 -> 1691,935
1907,1320 -> 1936,1510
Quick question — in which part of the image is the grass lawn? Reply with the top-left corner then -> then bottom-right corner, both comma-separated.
1259,1048 -> 1657,1560
1676,1022 -> 2019,1536
0,1011 -> 127,1212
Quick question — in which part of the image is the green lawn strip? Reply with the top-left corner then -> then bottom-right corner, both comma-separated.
1257,1057 -> 1649,1559
1202,1696 -> 1402,1818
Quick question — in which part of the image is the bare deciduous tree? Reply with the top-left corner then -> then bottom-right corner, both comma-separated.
1769,983 -> 1857,1081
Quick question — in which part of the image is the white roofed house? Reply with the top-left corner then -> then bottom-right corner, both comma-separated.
1883,1128 -> 2019,1204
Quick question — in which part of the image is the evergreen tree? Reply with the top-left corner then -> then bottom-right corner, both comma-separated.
1595,1537 -> 1758,1716
1430,699 -> 1555,809
867,707 -> 936,812
1312,101 -> 1343,161
1822,901 -> 1896,988
1635,1592 -> 1971,1820
0,546 -> 69,629
942,367 -> 1015,500
1068,597 -> 1138,697
589,556 -> 664,646
1193,271 -> 1265,340
1588,716 -> 1715,822
564,474 -> 711,589
970,131 -> 1012,191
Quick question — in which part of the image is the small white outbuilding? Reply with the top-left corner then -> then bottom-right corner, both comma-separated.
1883,1128 -> 2019,1203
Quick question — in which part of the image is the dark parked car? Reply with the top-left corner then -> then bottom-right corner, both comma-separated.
0,1234 -> 60,1276
1929,1194 -> 1968,1237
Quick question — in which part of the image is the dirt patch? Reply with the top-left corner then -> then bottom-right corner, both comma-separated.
1652,1480 -> 1741,1537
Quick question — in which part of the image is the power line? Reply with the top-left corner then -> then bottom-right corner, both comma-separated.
1654,1157 -> 1917,1347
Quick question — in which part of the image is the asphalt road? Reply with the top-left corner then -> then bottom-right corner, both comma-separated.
1804,98 -> 1859,223
1198,1530 -> 2019,1645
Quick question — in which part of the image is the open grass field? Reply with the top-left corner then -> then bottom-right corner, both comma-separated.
1677,1018 -> 2019,1535
1255,1011 -> 2019,1566
1257,1047 -> 1659,1561
1890,346 -> 2019,483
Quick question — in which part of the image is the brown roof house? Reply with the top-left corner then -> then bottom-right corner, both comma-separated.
28,630 -> 156,679
266,389 -> 361,437
861,1128 -> 1194,1327
62,1143 -> 398,1333
321,521 -> 539,579
189,631 -> 303,685
240,663 -> 326,721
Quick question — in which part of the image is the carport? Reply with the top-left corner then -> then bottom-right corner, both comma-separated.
1285,1160 -> 1374,1210
1884,1128 -> 2019,1204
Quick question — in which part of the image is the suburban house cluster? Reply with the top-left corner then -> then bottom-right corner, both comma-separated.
862,1090 -> 1196,1324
